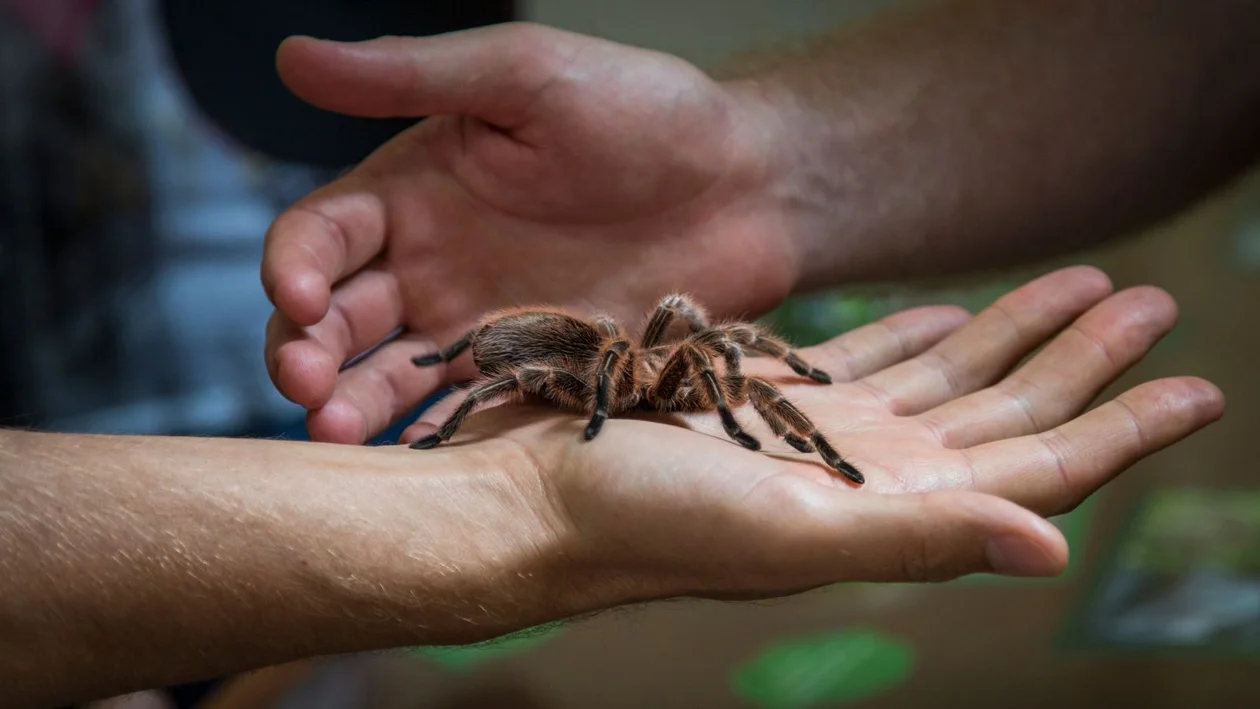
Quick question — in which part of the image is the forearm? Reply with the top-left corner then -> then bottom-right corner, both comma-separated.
0,430 -> 576,707
725,0 -> 1260,288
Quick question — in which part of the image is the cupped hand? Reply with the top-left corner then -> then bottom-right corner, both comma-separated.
262,23 -> 792,444
408,267 -> 1223,594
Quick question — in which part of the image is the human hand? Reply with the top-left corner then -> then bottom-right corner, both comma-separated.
0,270 -> 1220,705
403,267 -> 1223,598
262,23 -> 793,444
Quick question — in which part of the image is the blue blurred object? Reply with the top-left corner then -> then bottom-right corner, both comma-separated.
1,0 -> 331,436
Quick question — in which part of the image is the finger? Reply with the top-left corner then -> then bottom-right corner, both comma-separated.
276,24 -> 578,127
399,390 -> 471,445
858,266 -> 1114,415
261,178 -> 390,328
836,490 -> 1069,581
265,267 -> 408,409
753,480 -> 1068,584
801,305 -> 972,382
965,376 -> 1225,516
264,311 -> 339,410
306,333 -> 461,444
302,265 -> 407,368
920,286 -> 1179,448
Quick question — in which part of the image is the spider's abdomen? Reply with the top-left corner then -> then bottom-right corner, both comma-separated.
471,310 -> 604,376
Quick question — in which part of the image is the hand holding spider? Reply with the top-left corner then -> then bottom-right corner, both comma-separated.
399,267 -> 1222,591
407,293 -> 864,483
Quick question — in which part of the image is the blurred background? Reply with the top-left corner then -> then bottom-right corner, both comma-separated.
3,0 -> 1260,707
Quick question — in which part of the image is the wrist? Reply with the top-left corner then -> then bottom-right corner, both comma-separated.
334,437 -> 637,645
717,67 -> 912,292
716,76 -> 816,300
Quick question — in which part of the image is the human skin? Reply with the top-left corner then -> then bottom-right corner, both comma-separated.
2,268 -> 1224,707
259,0 -> 1260,444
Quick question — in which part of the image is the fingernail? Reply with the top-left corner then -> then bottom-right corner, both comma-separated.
985,535 -> 1061,577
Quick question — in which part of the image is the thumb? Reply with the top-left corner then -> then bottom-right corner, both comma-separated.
275,23 -> 571,127
816,489 -> 1069,584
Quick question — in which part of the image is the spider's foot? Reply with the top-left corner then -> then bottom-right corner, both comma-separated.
812,435 -> 864,485
832,461 -> 864,485
412,353 -> 443,367
732,430 -> 761,451
807,368 -> 832,385
784,433 -> 815,453
583,418 -> 606,441
409,434 -> 444,450
716,407 -> 760,451
785,354 -> 832,384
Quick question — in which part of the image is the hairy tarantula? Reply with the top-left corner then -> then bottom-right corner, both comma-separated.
409,294 -> 864,485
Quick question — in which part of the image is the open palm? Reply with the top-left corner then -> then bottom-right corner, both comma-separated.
404,268 -> 1223,592
262,24 -> 789,444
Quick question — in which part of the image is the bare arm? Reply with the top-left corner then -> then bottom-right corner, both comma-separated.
1,271 -> 1228,703
0,430 -> 578,708
722,0 -> 1260,288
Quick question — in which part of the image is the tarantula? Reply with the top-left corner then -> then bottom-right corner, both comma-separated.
409,294 -> 864,484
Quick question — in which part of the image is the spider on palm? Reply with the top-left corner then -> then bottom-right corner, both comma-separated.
409,294 -> 864,485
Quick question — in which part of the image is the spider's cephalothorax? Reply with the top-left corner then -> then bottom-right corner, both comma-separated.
409,294 -> 864,484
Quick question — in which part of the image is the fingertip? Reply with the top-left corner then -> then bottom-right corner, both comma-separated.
307,397 -> 370,445
1061,264 -> 1115,297
276,34 -> 315,59
275,340 -> 339,409
1132,284 -> 1179,321
949,493 -> 1068,577
938,491 -> 1069,576
274,268 -> 331,327
1108,285 -> 1180,337
1177,375 -> 1227,422
274,33 -> 432,118
1124,375 -> 1227,427
275,35 -> 337,90
1023,509 -> 1070,558
991,511 -> 1069,577
262,207 -> 335,326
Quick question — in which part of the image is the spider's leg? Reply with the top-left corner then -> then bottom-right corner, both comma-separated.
745,381 -> 815,453
514,366 -> 590,409
594,314 -> 623,338
721,324 -> 832,384
746,378 -> 863,484
640,294 -> 710,348
527,368 -> 591,409
688,347 -> 761,452
689,329 -> 746,399
409,374 -> 520,449
644,344 -> 694,406
584,340 -> 630,440
411,331 -> 475,367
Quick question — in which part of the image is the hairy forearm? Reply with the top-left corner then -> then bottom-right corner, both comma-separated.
0,430 -> 572,707
725,0 -> 1260,288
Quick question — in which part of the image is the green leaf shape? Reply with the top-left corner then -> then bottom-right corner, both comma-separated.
730,628 -> 915,708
